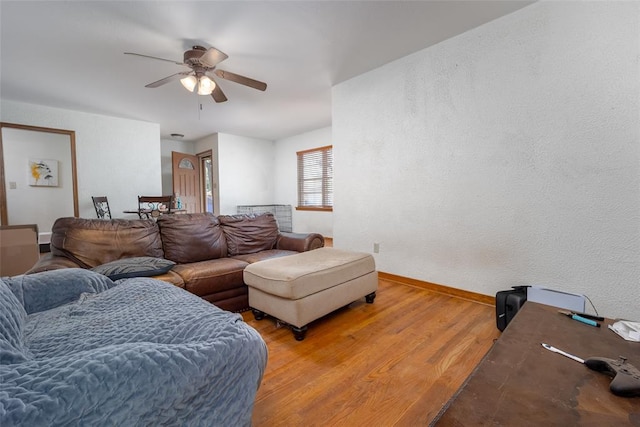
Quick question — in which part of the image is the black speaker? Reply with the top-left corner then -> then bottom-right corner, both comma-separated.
496,286 -> 528,331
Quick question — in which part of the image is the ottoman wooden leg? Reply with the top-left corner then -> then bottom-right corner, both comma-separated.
252,309 -> 266,320
365,292 -> 376,304
292,325 -> 308,341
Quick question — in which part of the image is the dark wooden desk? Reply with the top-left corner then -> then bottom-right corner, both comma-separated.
432,302 -> 640,426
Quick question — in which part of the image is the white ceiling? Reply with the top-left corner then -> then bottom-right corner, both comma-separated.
0,1 -> 533,141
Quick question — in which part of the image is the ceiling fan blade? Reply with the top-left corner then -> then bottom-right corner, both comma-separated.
124,52 -> 184,66
199,47 -> 229,68
214,69 -> 267,91
211,80 -> 228,103
145,72 -> 192,88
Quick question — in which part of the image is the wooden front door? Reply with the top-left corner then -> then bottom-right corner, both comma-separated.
172,151 -> 200,213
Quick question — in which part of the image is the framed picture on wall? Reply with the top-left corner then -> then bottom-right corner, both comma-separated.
29,158 -> 59,187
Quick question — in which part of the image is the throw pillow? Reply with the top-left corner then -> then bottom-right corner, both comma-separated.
91,257 -> 175,281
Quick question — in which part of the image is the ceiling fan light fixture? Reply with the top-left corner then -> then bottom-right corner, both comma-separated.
180,75 -> 197,92
197,76 -> 215,95
128,45 -> 266,103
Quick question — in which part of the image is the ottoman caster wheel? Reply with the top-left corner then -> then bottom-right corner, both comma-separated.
365,292 -> 376,304
252,309 -> 265,321
292,326 -> 308,341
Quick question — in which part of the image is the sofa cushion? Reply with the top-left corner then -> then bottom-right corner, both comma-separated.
152,270 -> 186,288
91,257 -> 176,280
219,213 -> 279,256
0,279 -> 31,363
232,249 -> 298,264
157,213 -> 228,263
172,258 -> 249,297
50,217 -> 164,268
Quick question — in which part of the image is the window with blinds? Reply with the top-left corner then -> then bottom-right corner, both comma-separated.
297,145 -> 333,211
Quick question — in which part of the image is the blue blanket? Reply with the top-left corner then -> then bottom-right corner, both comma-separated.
0,269 -> 267,426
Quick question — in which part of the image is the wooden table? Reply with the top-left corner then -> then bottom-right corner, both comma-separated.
432,302 -> 640,426
123,209 -> 187,217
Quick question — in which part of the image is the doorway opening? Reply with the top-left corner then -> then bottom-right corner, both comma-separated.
0,122 -> 79,230
199,151 -> 214,214
171,149 -> 216,215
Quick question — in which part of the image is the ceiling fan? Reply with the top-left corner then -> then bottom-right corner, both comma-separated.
124,45 -> 267,103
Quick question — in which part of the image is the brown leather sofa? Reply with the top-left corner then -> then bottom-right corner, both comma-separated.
28,213 -> 324,312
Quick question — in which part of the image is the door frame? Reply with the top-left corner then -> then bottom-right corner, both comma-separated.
197,150 -> 215,214
0,122 -> 79,225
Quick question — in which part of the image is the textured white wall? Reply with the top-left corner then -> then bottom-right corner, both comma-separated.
217,133 -> 275,215
1,100 -> 162,222
333,2 -> 639,319
274,126 -> 334,236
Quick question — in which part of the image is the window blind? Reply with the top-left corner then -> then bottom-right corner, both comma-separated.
297,145 -> 333,210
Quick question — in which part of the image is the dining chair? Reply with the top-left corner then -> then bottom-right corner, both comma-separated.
92,196 -> 112,219
138,195 -> 173,220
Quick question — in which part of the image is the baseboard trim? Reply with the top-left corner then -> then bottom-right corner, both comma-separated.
378,271 -> 495,306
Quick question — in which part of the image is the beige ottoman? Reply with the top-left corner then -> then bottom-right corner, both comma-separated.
243,247 -> 378,340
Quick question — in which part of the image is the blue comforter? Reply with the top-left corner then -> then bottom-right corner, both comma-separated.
0,269 -> 267,426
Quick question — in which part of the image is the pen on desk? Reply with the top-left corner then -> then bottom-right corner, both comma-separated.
572,311 -> 605,321
558,310 -> 600,327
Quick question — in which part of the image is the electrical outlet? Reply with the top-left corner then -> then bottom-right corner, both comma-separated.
373,242 -> 380,253
9,181 -> 17,189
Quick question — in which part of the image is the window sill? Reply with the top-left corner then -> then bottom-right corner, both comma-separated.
296,206 -> 333,212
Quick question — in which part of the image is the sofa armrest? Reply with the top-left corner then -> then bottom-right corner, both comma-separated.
26,253 -> 82,274
276,232 -> 324,252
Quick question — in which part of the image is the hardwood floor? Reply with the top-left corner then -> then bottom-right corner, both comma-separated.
242,277 -> 500,426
